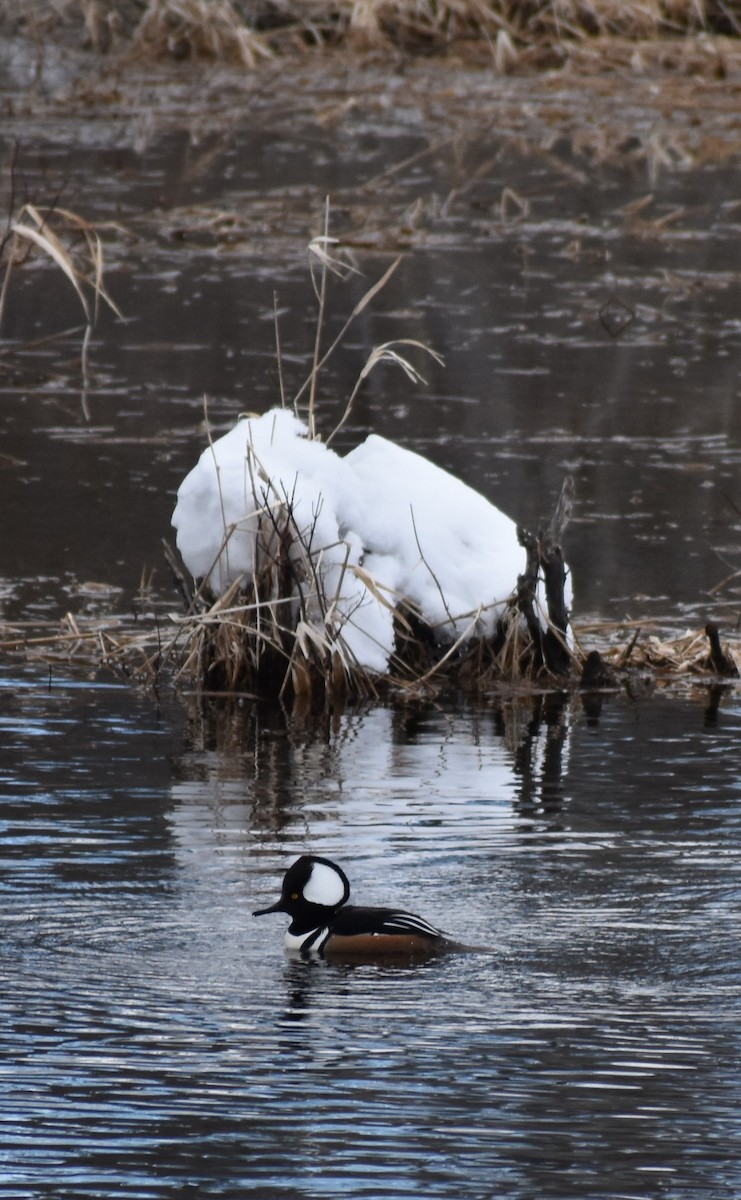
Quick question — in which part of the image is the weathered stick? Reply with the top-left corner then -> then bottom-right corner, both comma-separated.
516,475 -> 574,676
705,622 -> 739,678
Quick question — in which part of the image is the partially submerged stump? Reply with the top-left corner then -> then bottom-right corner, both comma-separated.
579,650 -> 618,691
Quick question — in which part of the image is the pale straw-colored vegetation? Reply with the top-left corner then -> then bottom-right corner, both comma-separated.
0,169 -> 124,406
7,1 -> 740,67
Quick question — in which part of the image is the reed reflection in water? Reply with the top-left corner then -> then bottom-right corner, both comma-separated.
1,666 -> 740,1197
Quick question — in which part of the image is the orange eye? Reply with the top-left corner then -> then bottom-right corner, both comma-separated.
291,892 -> 299,900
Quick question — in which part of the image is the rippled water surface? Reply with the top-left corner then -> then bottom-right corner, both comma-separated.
2,35 -> 741,1200
2,666 -> 740,1198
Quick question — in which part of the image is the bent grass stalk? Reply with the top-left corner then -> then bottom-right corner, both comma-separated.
2,204 -> 122,328
0,201 -> 123,406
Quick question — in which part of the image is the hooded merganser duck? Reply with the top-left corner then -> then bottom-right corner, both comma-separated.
253,854 -> 461,958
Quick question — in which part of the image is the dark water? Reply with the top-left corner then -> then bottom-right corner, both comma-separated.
2,666 -> 741,1198
1,37 -> 741,1199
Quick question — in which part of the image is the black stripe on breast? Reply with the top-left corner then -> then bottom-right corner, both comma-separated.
300,926 -> 327,951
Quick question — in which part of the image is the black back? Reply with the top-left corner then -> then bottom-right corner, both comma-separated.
329,904 -> 444,940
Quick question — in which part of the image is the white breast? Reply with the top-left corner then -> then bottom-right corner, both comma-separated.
284,927 -> 329,954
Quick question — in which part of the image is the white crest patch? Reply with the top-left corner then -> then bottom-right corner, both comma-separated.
304,861 -> 346,907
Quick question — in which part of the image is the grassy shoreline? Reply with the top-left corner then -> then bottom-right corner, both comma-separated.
8,1 -> 741,72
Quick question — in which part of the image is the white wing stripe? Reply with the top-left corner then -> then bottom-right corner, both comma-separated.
380,912 -> 442,937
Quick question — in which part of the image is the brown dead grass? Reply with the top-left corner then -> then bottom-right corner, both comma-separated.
6,1 -> 741,68
3,614 -> 739,707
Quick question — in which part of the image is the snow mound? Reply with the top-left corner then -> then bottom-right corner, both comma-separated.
172,408 -> 558,673
344,435 -> 523,637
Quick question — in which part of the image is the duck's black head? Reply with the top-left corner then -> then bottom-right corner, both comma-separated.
253,855 -> 351,927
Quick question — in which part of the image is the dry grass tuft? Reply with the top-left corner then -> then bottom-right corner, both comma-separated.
5,1 -> 741,67
5,612 -> 740,712
164,486 -> 386,705
130,0 -> 274,66
593,622 -> 741,680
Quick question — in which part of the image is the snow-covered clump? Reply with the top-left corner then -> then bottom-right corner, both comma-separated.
172,408 -> 557,673
172,409 -> 397,671
172,409 -> 350,593
343,435 -> 523,640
